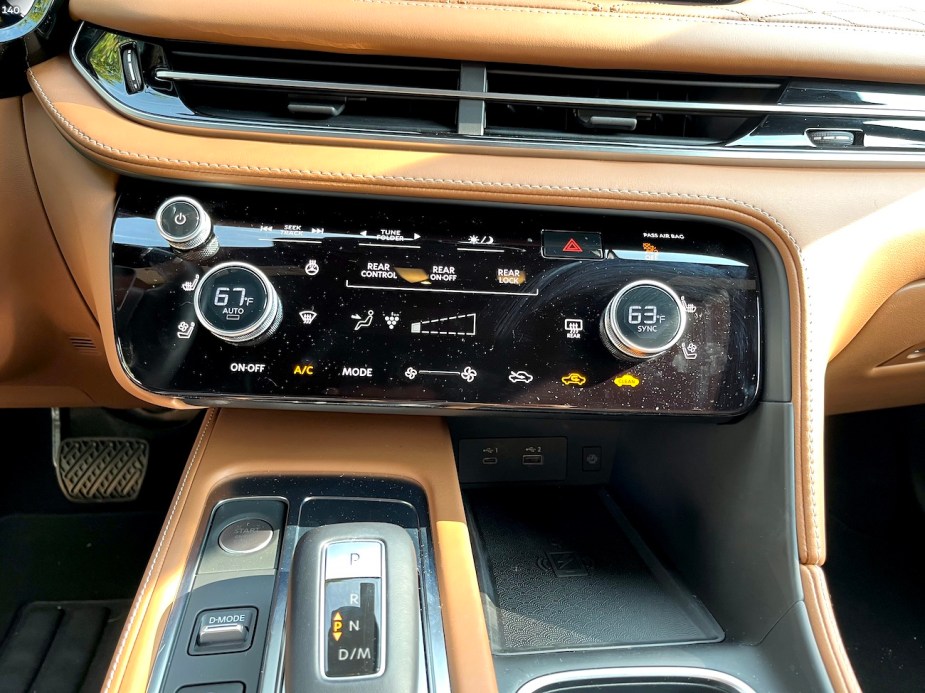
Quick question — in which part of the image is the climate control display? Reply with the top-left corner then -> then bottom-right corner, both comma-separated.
603,281 -> 686,358
194,263 -> 281,344
112,185 -> 762,415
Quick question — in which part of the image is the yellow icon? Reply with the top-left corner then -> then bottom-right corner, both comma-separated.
332,611 -> 343,641
496,268 -> 526,286
293,364 -> 315,376
643,242 -> 659,254
561,372 -> 588,387
395,267 -> 430,284
613,374 -> 641,388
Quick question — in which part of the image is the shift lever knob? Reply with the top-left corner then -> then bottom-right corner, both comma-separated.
285,523 -> 422,692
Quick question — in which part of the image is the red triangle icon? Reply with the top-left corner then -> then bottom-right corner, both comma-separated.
562,238 -> 583,253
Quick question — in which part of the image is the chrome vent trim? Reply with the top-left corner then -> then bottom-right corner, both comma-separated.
70,23 -> 925,165
154,66 -> 925,120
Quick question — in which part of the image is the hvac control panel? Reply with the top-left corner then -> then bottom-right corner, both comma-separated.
111,184 -> 761,415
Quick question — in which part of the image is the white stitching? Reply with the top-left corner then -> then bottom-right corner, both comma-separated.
103,408 -> 218,693
351,0 -> 925,36
802,255 -> 822,559
23,69 -> 801,239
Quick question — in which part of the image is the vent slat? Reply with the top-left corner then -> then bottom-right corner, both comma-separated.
156,68 -> 925,121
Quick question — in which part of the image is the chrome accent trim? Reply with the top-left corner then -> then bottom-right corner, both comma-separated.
155,68 -> 925,121
0,0 -> 56,45
516,666 -> 758,693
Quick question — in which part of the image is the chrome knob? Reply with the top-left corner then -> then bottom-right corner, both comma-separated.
193,262 -> 282,345
156,196 -> 214,253
601,280 -> 686,358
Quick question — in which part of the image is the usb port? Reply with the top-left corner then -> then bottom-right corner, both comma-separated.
522,454 -> 544,466
482,457 -> 498,465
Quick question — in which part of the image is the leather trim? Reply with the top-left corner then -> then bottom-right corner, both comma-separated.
69,0 -> 925,83
21,93 -> 193,409
102,409 -> 497,693
801,564 -> 861,693
827,280 -> 925,414
103,408 -> 219,693
0,96 -> 142,408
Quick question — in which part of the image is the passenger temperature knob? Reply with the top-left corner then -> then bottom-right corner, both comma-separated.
194,263 -> 282,345
601,280 -> 686,359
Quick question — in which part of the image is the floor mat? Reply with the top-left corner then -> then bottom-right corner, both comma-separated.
0,601 -> 130,693
0,513 -> 162,690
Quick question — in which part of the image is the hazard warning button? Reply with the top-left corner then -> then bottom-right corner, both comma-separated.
542,230 -> 603,260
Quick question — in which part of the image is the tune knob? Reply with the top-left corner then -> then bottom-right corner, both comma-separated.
194,262 -> 282,345
601,280 -> 687,359
156,196 -> 215,253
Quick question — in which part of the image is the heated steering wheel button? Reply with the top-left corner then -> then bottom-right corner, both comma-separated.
190,607 -> 257,655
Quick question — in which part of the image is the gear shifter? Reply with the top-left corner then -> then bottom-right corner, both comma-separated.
285,523 -> 422,692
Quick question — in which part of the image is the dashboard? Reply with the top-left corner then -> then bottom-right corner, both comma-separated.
4,2 -> 925,693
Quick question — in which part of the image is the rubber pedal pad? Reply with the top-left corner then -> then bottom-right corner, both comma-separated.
54,438 -> 149,502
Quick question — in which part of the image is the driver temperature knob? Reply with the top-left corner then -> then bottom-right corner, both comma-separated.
193,262 -> 282,345
601,280 -> 686,359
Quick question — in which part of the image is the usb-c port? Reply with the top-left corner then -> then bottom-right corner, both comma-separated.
522,454 -> 544,466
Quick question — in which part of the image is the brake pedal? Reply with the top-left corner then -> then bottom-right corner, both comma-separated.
52,410 -> 149,503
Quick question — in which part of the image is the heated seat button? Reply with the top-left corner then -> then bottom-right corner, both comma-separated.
324,579 -> 381,678
190,607 -> 257,655
542,230 -> 603,260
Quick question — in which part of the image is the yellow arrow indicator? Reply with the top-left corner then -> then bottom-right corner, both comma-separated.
333,612 -> 342,621
333,631 -> 342,641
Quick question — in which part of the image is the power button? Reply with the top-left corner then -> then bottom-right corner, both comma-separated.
156,196 -> 213,252
162,201 -> 200,236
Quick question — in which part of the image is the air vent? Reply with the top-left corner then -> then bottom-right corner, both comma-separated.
481,66 -> 783,146
72,25 -> 925,159
149,45 -> 783,146
158,44 -> 461,136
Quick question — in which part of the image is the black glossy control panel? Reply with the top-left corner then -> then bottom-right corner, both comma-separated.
112,184 -> 761,415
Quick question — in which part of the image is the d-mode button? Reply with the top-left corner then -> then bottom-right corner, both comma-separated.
190,607 -> 258,655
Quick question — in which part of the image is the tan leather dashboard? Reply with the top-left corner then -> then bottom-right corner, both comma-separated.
70,0 -> 925,83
